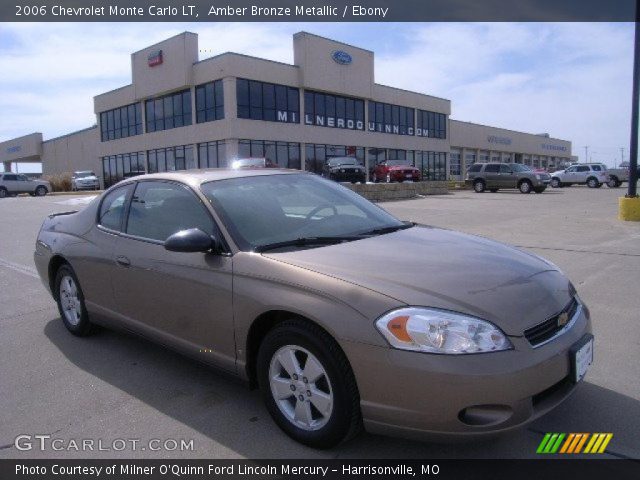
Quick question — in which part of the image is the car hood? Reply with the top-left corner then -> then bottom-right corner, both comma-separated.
264,226 -> 573,336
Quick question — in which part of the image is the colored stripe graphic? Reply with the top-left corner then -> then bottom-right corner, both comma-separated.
538,433 -> 612,454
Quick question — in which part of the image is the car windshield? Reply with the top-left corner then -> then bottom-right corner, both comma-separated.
201,173 -> 407,251
511,164 -> 531,172
75,171 -> 95,177
327,157 -> 358,166
231,158 -> 265,168
386,160 -> 411,167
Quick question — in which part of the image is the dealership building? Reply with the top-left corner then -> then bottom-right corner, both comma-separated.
0,31 -> 573,187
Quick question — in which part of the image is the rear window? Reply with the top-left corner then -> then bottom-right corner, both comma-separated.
468,164 -> 482,173
591,165 -> 602,171
484,164 -> 500,173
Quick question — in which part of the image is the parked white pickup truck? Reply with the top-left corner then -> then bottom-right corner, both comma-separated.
606,162 -> 639,188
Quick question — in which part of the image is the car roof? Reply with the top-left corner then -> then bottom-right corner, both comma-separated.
112,168 -> 305,189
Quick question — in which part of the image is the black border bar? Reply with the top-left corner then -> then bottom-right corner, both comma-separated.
2,0 -> 638,22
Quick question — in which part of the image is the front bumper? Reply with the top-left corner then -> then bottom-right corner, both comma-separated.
74,183 -> 99,190
341,306 -> 592,440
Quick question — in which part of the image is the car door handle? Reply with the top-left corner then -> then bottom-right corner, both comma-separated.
115,255 -> 131,267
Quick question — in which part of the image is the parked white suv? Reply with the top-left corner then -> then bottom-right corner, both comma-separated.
0,173 -> 51,198
550,163 -> 609,188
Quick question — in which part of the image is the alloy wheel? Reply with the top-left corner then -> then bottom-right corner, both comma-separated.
268,345 -> 334,431
59,275 -> 82,326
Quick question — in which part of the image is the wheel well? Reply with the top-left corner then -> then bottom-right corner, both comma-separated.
587,176 -> 598,182
245,310 -> 334,389
474,178 -> 485,184
48,256 -> 68,298
518,178 -> 532,185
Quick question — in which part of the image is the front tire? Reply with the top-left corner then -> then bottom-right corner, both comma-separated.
257,319 -> 361,449
54,264 -> 95,336
0,188 -> 7,198
473,180 -> 486,193
551,178 -> 562,188
587,177 -> 600,188
35,186 -> 48,196
519,180 -> 532,194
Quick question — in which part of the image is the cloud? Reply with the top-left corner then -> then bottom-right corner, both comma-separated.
0,22 -> 635,168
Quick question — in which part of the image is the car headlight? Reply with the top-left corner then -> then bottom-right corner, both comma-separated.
375,307 -> 512,354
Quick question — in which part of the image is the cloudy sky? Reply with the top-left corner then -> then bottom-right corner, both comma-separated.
0,22 -> 636,171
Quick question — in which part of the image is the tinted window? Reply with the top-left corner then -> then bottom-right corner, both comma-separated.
3,174 -> 18,181
98,185 -> 132,231
237,78 -> 299,123
577,166 -> 590,172
304,90 -> 365,130
195,80 -> 224,123
484,164 -> 500,173
499,164 -> 512,173
126,182 -> 213,242
591,165 -> 602,171
100,103 -> 142,142
145,90 -> 191,133
467,164 -> 482,173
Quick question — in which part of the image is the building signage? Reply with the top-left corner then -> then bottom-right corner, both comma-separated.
331,50 -> 352,65
306,114 -> 363,130
6,145 -> 21,154
277,111 -> 297,123
368,123 -> 413,135
487,135 -> 512,145
147,49 -> 163,67
542,144 -> 568,152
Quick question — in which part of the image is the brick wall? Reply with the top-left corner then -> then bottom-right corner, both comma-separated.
342,181 -> 449,202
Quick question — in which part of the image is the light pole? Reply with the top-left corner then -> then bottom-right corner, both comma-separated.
619,1 -> 640,220
583,146 -> 589,163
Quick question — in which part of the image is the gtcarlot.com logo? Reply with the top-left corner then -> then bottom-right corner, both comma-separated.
536,432 -> 613,454
14,435 -> 194,452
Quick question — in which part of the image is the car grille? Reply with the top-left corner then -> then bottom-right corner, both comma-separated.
524,297 -> 579,347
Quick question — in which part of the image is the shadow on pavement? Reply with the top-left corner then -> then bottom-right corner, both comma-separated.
44,318 -> 640,459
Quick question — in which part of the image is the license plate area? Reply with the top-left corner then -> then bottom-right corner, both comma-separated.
570,334 -> 593,383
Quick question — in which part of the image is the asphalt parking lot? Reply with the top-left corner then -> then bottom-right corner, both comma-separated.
0,185 -> 638,459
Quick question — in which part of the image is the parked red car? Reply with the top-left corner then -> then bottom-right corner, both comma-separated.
371,160 -> 421,183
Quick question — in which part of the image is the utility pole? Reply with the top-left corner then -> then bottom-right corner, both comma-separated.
583,146 -> 589,164
620,147 -> 625,168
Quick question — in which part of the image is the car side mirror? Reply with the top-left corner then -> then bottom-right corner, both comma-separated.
164,228 -> 219,253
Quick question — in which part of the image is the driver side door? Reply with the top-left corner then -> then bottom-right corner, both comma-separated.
111,180 -> 235,373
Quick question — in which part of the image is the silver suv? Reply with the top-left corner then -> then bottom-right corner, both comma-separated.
465,163 -> 550,194
0,173 -> 51,198
550,163 -> 609,188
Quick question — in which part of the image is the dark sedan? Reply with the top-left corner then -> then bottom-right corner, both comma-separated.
322,157 -> 366,183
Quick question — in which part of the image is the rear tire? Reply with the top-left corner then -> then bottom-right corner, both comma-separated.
35,186 -> 48,196
587,177 -> 599,188
607,177 -> 620,188
473,180 -> 486,193
257,319 -> 362,449
551,178 -> 562,188
0,188 -> 6,198
519,180 -> 532,194
54,264 -> 95,336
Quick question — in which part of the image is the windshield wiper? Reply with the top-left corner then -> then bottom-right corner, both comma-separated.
255,236 -> 363,253
359,221 -> 415,236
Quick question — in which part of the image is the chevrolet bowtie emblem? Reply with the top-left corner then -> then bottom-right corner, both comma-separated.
557,312 -> 569,327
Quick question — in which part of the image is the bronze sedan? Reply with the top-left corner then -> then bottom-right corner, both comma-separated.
34,169 -> 593,448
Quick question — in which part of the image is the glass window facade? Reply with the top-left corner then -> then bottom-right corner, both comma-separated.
416,110 -> 447,139
368,101 -> 415,135
102,152 -> 145,188
238,139 -> 301,169
449,151 -> 461,176
305,144 -> 365,175
147,145 -> 195,173
237,79 -> 299,123
304,91 -> 365,130
415,151 -> 448,180
100,103 -> 142,142
198,141 -> 227,168
195,80 -> 224,123
145,90 -> 192,133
